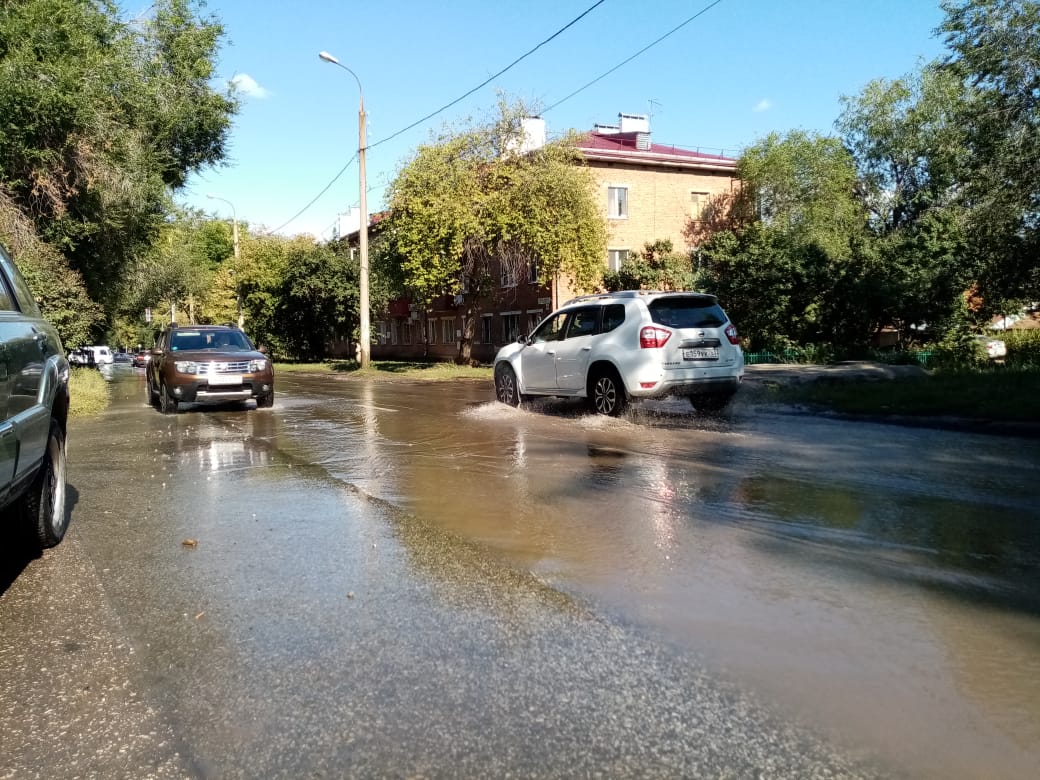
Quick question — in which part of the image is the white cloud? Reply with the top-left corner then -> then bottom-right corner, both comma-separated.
753,99 -> 773,113
230,73 -> 271,99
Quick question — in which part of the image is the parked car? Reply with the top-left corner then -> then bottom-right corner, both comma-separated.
146,324 -> 274,413
0,243 -> 70,548
86,345 -> 113,365
68,347 -> 97,368
975,334 -> 1007,360
131,350 -> 151,368
493,290 -> 743,416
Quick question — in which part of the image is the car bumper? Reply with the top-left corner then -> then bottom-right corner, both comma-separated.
169,375 -> 274,404
627,363 -> 743,400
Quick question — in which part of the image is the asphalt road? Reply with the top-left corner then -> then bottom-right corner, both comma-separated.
0,370 -> 897,779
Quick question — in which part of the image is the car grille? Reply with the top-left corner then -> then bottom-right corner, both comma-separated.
206,361 -> 252,373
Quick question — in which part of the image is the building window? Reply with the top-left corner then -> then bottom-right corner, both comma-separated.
501,312 -> 521,344
427,318 -> 436,345
390,320 -> 399,345
501,263 -> 518,288
480,315 -> 493,344
607,249 -> 629,272
690,191 -> 709,220
608,186 -> 628,219
528,259 -> 539,284
402,320 -> 413,345
442,318 -> 454,344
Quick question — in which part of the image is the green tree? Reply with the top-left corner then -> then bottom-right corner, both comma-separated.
603,239 -> 696,292
0,0 -> 237,311
939,0 -> 1040,304
378,102 -> 607,362
276,238 -> 360,361
698,131 -> 873,352
837,66 -> 968,233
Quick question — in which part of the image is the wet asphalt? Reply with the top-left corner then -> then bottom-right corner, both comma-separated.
0,369 -> 896,779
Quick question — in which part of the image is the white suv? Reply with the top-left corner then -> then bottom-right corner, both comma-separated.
493,290 -> 743,415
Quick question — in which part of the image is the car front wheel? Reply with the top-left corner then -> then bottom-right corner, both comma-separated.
494,363 -> 522,407
17,419 -> 69,549
159,384 -> 179,414
256,390 -> 274,409
589,369 -> 627,416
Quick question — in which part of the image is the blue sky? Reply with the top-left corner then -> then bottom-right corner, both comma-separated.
170,0 -> 949,238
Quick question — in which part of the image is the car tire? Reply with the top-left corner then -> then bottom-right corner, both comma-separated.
588,368 -> 627,416
690,393 -> 733,413
159,384 -> 179,414
17,419 -> 69,549
256,390 -> 274,409
494,363 -> 522,407
146,376 -> 159,407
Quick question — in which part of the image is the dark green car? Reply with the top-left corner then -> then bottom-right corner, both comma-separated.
0,244 -> 70,549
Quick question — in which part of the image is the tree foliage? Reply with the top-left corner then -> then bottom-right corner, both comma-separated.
938,0 -> 1040,304
378,102 -> 607,360
603,239 -> 695,292
0,0 -> 237,327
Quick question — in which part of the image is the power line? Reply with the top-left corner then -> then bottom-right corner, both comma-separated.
368,0 -> 608,151
267,153 -> 357,234
274,0 -> 607,233
275,0 -> 727,234
543,0 -> 725,114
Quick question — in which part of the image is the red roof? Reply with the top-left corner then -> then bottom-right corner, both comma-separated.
577,131 -> 736,170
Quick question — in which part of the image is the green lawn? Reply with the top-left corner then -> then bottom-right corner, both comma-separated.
776,369 -> 1040,422
274,360 -> 493,381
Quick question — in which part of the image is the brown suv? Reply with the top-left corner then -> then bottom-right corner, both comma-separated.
146,324 -> 274,413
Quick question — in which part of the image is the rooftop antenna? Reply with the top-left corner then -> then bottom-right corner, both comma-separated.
648,98 -> 663,125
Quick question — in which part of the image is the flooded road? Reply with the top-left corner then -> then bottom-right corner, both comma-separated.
272,372 -> 1040,778
3,368 -> 1039,778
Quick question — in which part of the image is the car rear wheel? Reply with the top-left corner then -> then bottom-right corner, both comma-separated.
589,368 -> 627,416
146,376 -> 159,407
494,363 -> 522,407
159,384 -> 179,414
17,419 -> 69,549
256,390 -> 274,408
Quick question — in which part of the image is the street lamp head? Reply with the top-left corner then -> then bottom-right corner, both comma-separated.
318,51 -> 340,65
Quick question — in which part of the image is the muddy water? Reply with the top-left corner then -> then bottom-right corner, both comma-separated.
280,375 -> 1040,778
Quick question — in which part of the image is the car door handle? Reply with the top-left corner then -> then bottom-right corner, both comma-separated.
547,350 -> 556,356
581,346 -> 592,351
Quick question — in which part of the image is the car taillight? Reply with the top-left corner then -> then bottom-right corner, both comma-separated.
725,324 -> 740,346
640,326 -> 671,349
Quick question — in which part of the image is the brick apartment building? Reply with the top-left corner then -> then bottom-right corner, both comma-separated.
371,113 -> 738,363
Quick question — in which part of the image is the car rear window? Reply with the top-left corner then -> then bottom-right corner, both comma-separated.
648,298 -> 727,329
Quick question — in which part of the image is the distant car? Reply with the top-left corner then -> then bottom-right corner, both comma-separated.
146,324 -> 274,413
493,290 -> 744,416
113,351 -> 133,364
86,345 -> 113,365
975,335 -> 1007,360
68,348 -> 97,368
131,350 -> 150,368
0,242 -> 70,549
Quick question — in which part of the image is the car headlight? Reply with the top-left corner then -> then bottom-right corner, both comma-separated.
248,359 -> 268,372
174,361 -> 201,374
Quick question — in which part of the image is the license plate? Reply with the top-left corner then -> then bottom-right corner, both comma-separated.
208,373 -> 242,386
683,348 -> 718,360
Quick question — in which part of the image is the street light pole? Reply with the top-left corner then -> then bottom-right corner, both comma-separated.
207,193 -> 244,329
319,50 -> 370,369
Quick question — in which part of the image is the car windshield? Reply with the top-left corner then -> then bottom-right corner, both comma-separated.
648,298 -> 727,329
170,330 -> 251,351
